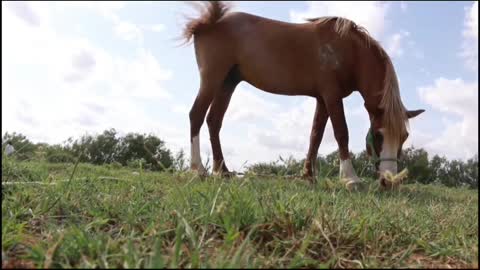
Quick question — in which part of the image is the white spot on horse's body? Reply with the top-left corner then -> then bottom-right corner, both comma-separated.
318,43 -> 341,70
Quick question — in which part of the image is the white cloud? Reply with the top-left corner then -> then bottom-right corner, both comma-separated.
5,1 -> 41,26
289,1 -> 390,39
414,50 -> 425,60
419,67 -> 431,76
114,22 -> 165,42
386,30 -> 410,58
463,2 -> 478,40
54,1 -> 126,22
254,98 -> 340,156
417,78 -> 478,159
114,21 -> 143,42
54,2 -> 164,44
172,104 -> 190,114
461,2 -> 478,71
4,1 -> 54,28
227,84 -> 281,123
149,24 -> 166,32
64,50 -> 97,83
2,1 -> 174,145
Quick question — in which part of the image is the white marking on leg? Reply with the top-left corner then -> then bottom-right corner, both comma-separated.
339,158 -> 361,183
191,135 -> 206,173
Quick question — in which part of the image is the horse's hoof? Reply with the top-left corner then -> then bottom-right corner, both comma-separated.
191,166 -> 208,178
341,178 -> 362,191
379,177 -> 400,191
301,173 -> 316,184
213,170 -> 235,178
346,181 -> 361,191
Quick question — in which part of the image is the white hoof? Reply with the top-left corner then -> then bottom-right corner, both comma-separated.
191,164 -> 208,177
340,177 -> 362,191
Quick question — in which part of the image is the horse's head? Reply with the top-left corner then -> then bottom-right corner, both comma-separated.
366,109 -> 425,188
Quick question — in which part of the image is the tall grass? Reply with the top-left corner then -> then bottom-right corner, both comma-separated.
1,158 -> 478,268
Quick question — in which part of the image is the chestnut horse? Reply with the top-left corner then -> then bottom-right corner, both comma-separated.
182,1 -> 424,187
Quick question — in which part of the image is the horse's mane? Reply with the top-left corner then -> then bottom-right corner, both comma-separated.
308,16 -> 408,144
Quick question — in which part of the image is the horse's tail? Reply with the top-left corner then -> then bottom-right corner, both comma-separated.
182,1 -> 231,45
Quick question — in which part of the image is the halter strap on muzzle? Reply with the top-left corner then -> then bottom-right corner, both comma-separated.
367,127 -> 397,164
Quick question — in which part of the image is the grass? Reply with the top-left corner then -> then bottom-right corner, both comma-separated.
1,157 -> 478,268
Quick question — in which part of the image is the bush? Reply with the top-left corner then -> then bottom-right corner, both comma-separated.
127,158 -> 148,170
45,144 -> 75,163
2,155 -> 48,182
3,130 -> 476,188
246,155 -> 304,176
47,153 -> 75,163
116,133 -> 173,171
108,161 -> 123,169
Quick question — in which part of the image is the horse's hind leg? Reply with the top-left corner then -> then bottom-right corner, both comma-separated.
189,62 -> 233,175
189,34 -> 236,175
189,81 -> 219,175
303,97 -> 329,183
206,68 -> 241,176
207,92 -> 234,176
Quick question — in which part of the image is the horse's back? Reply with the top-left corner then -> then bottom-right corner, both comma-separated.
194,12 -> 356,97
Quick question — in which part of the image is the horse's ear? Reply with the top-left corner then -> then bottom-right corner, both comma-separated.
406,109 -> 425,119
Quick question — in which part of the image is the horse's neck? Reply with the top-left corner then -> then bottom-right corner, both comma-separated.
355,46 -> 386,116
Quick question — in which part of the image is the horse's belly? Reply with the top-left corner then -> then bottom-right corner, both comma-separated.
237,57 -> 316,96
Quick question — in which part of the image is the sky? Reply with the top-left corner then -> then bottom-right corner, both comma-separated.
2,1 -> 478,171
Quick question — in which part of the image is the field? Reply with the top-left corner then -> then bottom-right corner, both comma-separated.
2,158 -> 478,268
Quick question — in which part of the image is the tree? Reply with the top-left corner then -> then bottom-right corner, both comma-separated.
90,128 -> 120,164
45,144 -> 75,163
68,133 -> 95,163
429,154 -> 448,184
117,132 -> 173,171
398,147 -> 432,184
464,155 -> 478,188
66,129 -> 120,165
173,149 -> 188,172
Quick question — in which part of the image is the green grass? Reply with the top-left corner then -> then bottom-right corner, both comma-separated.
2,158 -> 478,268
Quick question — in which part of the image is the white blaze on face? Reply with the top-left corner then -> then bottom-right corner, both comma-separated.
378,129 -> 398,174
340,158 -> 361,183
190,135 -> 205,171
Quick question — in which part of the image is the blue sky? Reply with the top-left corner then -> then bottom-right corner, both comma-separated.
2,1 -> 478,171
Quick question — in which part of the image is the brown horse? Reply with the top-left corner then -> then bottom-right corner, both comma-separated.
182,1 -> 424,188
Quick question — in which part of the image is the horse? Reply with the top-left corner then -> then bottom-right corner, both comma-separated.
181,1 -> 424,188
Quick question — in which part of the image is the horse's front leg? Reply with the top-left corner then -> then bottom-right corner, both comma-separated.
324,97 -> 361,188
303,97 -> 329,183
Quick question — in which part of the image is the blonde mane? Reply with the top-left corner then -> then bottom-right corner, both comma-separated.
308,16 -> 408,144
